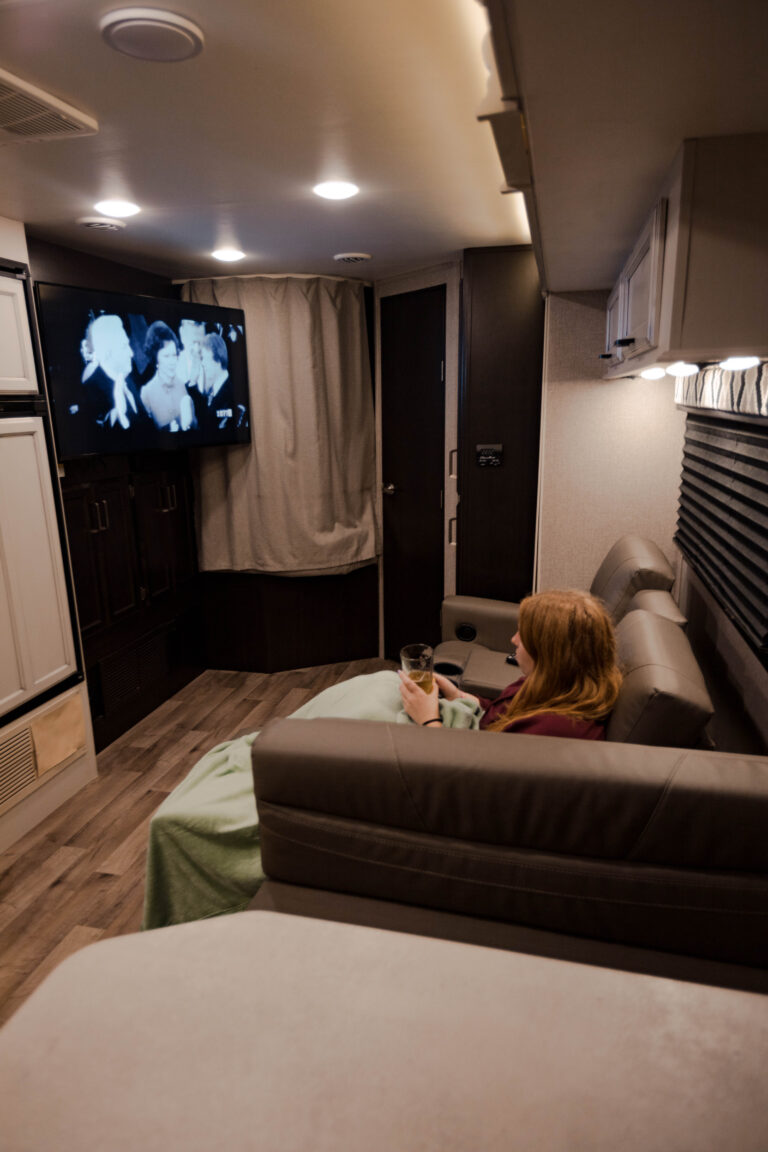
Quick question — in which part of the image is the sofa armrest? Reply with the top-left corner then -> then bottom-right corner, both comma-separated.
440,595 -> 520,649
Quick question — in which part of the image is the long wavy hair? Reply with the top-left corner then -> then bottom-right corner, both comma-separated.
485,589 -> 622,731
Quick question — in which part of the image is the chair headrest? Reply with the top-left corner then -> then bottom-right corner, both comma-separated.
590,534 -> 675,621
606,609 -> 713,746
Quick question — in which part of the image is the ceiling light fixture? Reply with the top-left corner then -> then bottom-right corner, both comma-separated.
313,181 -> 359,200
100,8 -> 205,62
640,367 -> 666,380
719,356 -> 760,371
665,362 -> 699,378
212,248 -> 245,262
333,252 -> 372,264
94,199 -> 140,217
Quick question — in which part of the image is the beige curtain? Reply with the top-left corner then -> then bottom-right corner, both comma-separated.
182,276 -> 378,576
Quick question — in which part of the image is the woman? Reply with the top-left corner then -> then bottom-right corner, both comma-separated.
140,321 -> 196,432
399,589 -> 622,739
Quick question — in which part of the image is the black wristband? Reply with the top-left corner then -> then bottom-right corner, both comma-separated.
422,718 -> 442,726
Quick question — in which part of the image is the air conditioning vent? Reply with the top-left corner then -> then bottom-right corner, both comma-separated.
333,253 -> 372,264
0,67 -> 98,143
0,727 -> 37,808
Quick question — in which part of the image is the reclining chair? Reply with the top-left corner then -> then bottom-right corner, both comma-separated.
434,534 -> 687,700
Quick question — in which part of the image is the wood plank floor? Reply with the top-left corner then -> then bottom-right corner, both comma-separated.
0,656 -> 394,1026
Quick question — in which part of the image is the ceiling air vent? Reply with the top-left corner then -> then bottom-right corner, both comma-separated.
0,66 -> 98,143
333,253 -> 372,264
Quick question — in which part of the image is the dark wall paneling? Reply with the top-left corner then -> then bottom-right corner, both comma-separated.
458,246 -> 544,602
202,565 -> 379,673
26,236 -> 177,297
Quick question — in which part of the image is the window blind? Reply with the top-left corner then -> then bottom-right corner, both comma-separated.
676,412 -> 768,660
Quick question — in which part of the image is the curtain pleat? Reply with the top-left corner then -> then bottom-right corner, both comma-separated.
182,276 -> 378,576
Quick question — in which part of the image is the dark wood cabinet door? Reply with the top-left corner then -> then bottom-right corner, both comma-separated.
62,486 -> 107,637
168,474 -> 197,586
94,478 -> 141,622
133,473 -> 175,601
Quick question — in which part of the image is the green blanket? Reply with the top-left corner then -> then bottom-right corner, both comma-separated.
142,671 -> 480,930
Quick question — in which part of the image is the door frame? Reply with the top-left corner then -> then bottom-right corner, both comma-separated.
375,262 -> 461,657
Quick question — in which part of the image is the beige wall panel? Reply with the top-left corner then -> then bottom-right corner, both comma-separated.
537,291 -> 685,592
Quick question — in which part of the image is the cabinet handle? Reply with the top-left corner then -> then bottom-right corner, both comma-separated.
100,499 -> 110,530
169,483 -> 177,511
614,338 -> 635,347
88,501 -> 102,533
449,517 -> 457,546
449,448 -> 458,478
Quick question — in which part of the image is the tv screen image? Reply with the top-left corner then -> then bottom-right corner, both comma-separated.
35,283 -> 251,460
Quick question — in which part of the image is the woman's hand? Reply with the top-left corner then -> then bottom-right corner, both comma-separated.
398,670 -> 441,726
434,673 -> 481,709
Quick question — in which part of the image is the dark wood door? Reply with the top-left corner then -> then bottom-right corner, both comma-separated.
62,485 -> 107,638
380,284 -> 446,660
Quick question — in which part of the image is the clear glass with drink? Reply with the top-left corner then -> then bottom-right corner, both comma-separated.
400,643 -> 434,694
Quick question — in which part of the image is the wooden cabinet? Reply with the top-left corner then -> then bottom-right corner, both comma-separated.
0,271 -> 39,396
60,454 -> 202,749
602,201 -> 666,366
0,417 -> 78,720
62,478 -> 140,639
604,133 -> 768,377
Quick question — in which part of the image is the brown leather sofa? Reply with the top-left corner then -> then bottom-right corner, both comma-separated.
435,534 -> 688,696
251,715 -> 768,969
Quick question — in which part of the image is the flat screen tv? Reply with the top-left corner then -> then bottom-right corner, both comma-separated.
36,282 -> 251,460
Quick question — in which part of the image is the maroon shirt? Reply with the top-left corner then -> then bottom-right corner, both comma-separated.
477,677 -> 606,740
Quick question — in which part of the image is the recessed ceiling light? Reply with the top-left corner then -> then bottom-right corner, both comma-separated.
313,181 -> 359,200
212,248 -> 245,262
100,8 -> 204,62
719,356 -> 760,371
640,367 -> 666,380
94,199 -> 140,217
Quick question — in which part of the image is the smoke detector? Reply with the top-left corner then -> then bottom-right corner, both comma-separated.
77,216 -> 127,231
100,8 -> 205,62
0,67 -> 98,144
333,253 -> 372,264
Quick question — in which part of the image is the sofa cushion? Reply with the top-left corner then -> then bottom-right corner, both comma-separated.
607,609 -> 713,745
590,534 -> 675,620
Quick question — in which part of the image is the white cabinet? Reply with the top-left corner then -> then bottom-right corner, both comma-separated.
603,133 -> 768,377
602,201 -> 666,366
0,416 -> 77,719
0,273 -> 39,395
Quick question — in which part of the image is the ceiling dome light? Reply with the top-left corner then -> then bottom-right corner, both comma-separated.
212,248 -> 245,262
100,8 -> 204,62
665,361 -> 699,377
640,367 -> 666,380
313,181 -> 359,200
719,355 -> 760,371
94,199 -> 140,217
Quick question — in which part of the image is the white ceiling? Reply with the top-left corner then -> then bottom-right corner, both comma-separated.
500,0 -> 768,291
0,0 -> 530,281
2,0 -> 767,290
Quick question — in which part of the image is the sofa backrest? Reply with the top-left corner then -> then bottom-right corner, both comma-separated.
607,609 -> 714,746
590,534 -> 675,621
251,717 -> 768,966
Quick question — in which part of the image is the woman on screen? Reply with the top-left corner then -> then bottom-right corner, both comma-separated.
140,321 -> 196,432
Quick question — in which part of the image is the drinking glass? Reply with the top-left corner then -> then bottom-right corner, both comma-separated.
400,643 -> 434,694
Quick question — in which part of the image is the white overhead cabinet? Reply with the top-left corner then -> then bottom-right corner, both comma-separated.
603,133 -> 768,376
0,273 -> 39,395
0,417 -> 78,718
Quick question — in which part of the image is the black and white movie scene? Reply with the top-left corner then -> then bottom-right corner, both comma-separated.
36,283 -> 250,460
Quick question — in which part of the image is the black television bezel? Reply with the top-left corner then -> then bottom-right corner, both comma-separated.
34,281 -> 251,461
